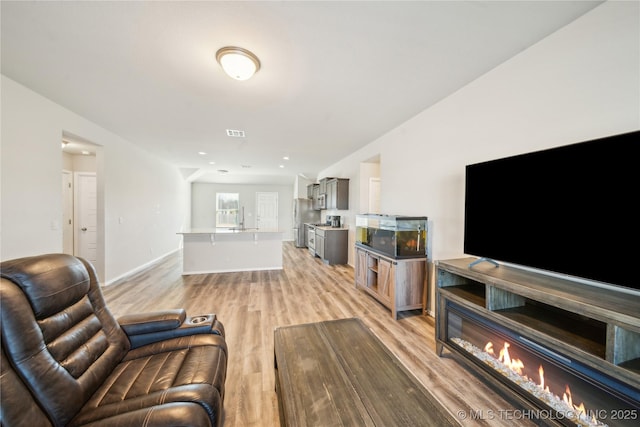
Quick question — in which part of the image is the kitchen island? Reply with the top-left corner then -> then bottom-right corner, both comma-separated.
178,228 -> 283,275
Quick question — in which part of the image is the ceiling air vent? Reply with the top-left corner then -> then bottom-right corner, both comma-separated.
226,129 -> 245,138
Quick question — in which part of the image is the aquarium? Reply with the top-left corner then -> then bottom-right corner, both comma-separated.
356,214 -> 427,259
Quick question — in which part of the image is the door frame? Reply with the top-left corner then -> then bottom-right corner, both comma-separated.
62,170 -> 74,254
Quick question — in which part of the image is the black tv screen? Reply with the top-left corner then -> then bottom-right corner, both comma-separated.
464,130 -> 640,292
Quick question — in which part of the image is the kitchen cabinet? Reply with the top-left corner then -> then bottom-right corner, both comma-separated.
311,184 -> 321,210
315,227 -> 348,265
326,178 -> 349,210
307,184 -> 315,199
318,177 -> 333,195
355,246 -> 426,319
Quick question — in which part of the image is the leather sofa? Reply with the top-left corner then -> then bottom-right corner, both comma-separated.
0,253 -> 227,427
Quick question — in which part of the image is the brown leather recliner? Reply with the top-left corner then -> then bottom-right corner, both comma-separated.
0,253 -> 227,427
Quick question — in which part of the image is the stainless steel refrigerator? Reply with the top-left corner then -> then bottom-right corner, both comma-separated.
293,198 -> 320,247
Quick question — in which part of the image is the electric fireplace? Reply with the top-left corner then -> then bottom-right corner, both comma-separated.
436,259 -> 640,427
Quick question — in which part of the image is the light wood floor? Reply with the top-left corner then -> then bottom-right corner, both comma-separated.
103,242 -> 535,427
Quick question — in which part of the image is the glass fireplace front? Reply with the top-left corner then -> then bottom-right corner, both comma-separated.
445,301 -> 640,427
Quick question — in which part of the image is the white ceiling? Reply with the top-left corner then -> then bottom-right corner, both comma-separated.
1,1 -> 602,185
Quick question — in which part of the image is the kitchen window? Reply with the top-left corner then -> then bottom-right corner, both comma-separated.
216,193 -> 239,227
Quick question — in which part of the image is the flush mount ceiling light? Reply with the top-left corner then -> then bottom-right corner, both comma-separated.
216,47 -> 260,81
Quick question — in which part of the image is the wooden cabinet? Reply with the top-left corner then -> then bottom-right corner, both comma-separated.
355,246 -> 426,319
355,247 -> 368,287
435,258 -> 640,398
326,178 -> 349,210
315,228 -> 348,265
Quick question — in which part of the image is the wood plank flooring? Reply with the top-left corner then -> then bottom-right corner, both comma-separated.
103,242 -> 535,427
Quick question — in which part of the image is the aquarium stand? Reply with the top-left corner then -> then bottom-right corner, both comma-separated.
354,245 -> 427,319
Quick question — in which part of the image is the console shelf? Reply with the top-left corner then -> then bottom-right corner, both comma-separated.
436,257 -> 640,390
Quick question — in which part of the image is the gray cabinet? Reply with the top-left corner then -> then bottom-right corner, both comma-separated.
307,184 -> 315,199
310,184 -> 320,210
315,228 -> 348,265
318,177 -> 333,195
326,178 -> 349,210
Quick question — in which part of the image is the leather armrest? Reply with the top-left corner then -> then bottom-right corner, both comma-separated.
118,309 -> 186,336
119,311 -> 224,349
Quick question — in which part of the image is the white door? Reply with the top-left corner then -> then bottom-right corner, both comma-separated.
368,177 -> 381,214
256,192 -> 279,231
62,171 -> 74,254
75,172 -> 97,263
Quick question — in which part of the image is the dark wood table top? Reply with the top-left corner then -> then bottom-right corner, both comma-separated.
274,317 -> 460,427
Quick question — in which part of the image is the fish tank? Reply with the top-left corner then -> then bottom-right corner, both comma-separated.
356,214 -> 427,259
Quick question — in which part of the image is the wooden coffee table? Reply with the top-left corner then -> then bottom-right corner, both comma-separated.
274,318 -> 460,427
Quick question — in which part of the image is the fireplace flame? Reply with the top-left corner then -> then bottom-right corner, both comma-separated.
496,342 -> 524,375
484,342 -> 494,355
483,339 -> 598,425
563,384 -> 574,409
538,365 -> 547,392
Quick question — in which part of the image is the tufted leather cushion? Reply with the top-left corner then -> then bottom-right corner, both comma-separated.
1,254 -> 227,427
1,254 -> 129,426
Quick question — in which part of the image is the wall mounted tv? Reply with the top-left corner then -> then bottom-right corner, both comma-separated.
464,130 -> 640,292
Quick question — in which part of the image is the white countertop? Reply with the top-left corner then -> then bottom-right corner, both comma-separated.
178,228 -> 283,235
304,224 -> 348,231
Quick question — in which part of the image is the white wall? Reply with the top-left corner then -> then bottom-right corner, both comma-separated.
191,182 -> 294,240
319,1 -> 640,312
64,152 -> 97,173
1,76 -> 189,283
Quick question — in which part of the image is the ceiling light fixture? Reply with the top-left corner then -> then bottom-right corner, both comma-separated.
216,47 -> 260,81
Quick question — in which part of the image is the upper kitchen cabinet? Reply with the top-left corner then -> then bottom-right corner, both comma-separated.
326,178 -> 349,210
307,183 -> 318,199
318,177 -> 333,194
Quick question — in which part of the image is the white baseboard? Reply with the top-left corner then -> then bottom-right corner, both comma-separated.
104,248 -> 180,286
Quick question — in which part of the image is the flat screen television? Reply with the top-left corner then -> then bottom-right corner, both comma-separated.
464,130 -> 640,292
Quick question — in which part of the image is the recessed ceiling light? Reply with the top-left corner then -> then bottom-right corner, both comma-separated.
279,164 -> 285,168
209,161 -> 216,165
198,151 -> 207,155
81,150 -> 90,156
283,156 -> 289,160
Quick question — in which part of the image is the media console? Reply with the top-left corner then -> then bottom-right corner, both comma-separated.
436,258 -> 639,426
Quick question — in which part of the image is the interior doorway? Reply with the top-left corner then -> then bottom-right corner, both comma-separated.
61,133 -> 103,278
368,177 -> 381,213
360,156 -> 381,214
256,192 -> 279,231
